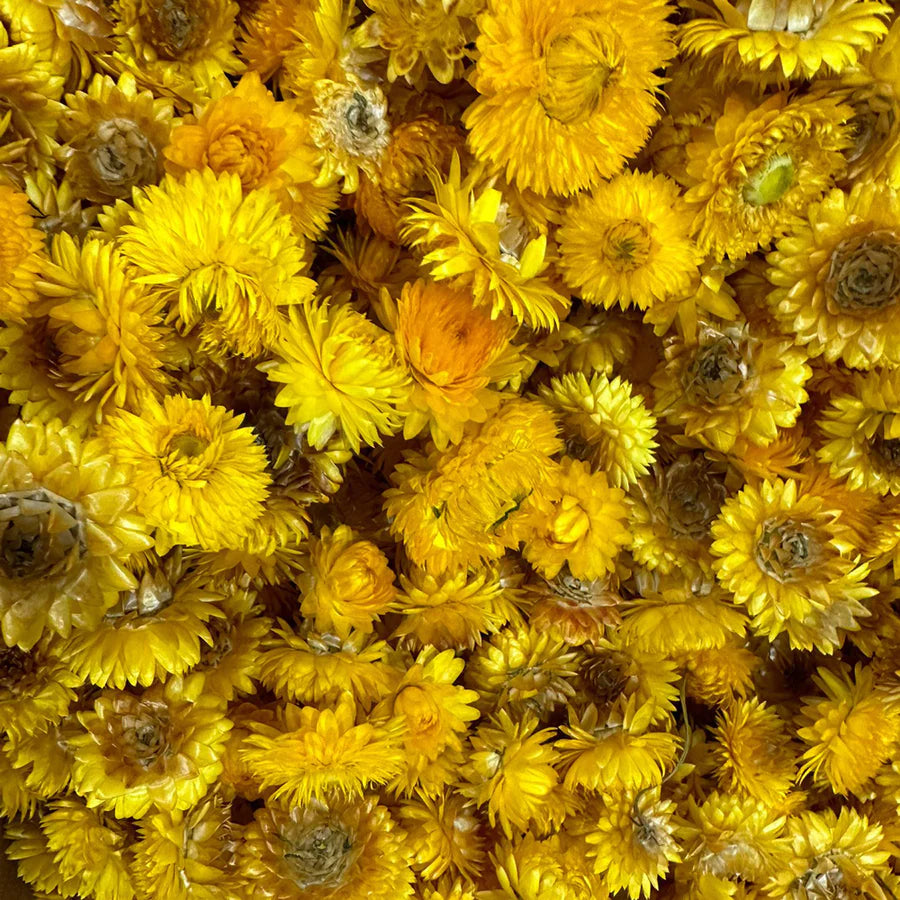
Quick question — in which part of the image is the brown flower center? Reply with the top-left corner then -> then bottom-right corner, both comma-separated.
121,710 -> 169,767
826,230 -> 900,313
688,337 -> 747,401
548,566 -> 609,607
0,646 -> 34,688
199,620 -> 233,668
88,118 -> 157,194
580,650 -> 629,706
665,456 -> 727,539
283,822 -> 356,889
141,0 -> 201,58
755,519 -> 819,582
0,488 -> 86,580
869,433 -> 900,474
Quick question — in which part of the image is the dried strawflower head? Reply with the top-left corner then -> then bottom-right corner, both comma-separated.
59,72 -> 173,203
0,180 -> 46,324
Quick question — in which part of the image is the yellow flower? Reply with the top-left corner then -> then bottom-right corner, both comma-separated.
257,622 -> 396,706
712,698 -> 797,808
60,553 -> 222,689
39,798 -> 134,900
265,299 -> 411,452
558,697 -> 681,795
765,180 -> 900,369
797,664 -> 900,796
392,564 -> 525,652
0,641 -> 78,741
522,457 -> 631,582
236,796 -> 414,900
680,0 -> 890,80
585,789 -> 683,899
59,72 -> 173,203
0,743 -> 42,819
164,71 -> 335,240
768,808 -> 893,899
70,677 -> 231,818
0,180 -> 46,324
683,92 -> 852,261
5,823 -> 85,897
463,0 -> 675,195
4,713 -> 80,801
38,232 -> 176,418
680,792 -> 787,885
710,477 -> 876,650
621,582 -> 748,655
464,623 -> 579,718
298,524 -> 396,639
398,792 -> 487,883
374,647 -> 480,797
118,169 -> 314,358
683,642 -> 760,706
459,709 -> 562,838
239,694 -> 406,806
628,453 -> 728,578
401,155 -> 569,329
539,372 -> 657,487
357,0 -> 480,84
652,321 -> 811,454
102,393 -> 271,552
131,795 -> 240,900
817,368 -> 900,495
384,398 -> 562,574
238,0 -> 310,82
111,0 -> 243,103
0,418 -> 152,649
554,305 -> 641,377
392,279 -> 523,448
558,170 -> 700,310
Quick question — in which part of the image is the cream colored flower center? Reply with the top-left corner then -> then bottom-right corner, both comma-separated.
0,488 -> 86,580
542,15 -> 621,125
742,153 -> 795,207
89,118 -> 157,192
689,337 -> 748,401
755,519 -> 819,581
122,711 -> 169,767
738,0 -> 827,35
826,230 -> 900,312
283,822 -> 355,889
142,0 -> 201,59
318,86 -> 391,167
548,566 -> 609,606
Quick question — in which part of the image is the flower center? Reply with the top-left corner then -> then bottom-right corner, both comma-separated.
207,126 -> 274,189
755,519 -> 819,582
742,153 -> 795,207
602,220 -> 651,270
122,711 -> 169,767
0,488 -> 86,580
317,85 -> 391,167
142,0 -> 201,58
826,229 -> 900,313
688,337 -> 747,400
89,118 -> 156,192
548,566 -> 609,606
199,621 -> 233,667
580,650 -> 629,706
168,430 -> 211,459
0,646 -> 34,688
665,457 -> 727,538
869,433 -> 900,474
283,822 -> 356,889
394,684 -> 441,738
549,495 -> 591,545
542,15 -> 621,125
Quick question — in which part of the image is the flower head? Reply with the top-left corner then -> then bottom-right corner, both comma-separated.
558,170 -> 701,310
102,393 -> 271,552
0,180 -> 46,324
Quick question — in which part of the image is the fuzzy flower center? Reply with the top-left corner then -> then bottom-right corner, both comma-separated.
742,153 -> 795,207
688,337 -> 748,401
141,0 -> 201,59
0,488 -> 86,580
665,457 -> 727,539
601,220 -> 652,271
283,822 -> 356,889
88,118 -> 157,191
755,519 -> 820,581
542,15 -> 622,125
826,230 -> 900,313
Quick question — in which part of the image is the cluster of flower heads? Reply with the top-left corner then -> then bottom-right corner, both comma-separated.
4,0 -> 900,898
